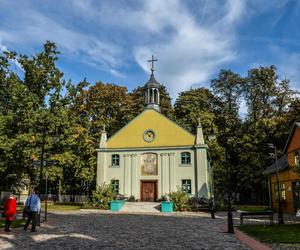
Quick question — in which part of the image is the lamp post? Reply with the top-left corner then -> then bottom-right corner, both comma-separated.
226,147 -> 234,233
268,143 -> 284,224
208,125 -> 234,233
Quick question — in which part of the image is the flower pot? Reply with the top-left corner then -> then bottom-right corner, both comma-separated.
109,200 -> 125,211
161,201 -> 173,213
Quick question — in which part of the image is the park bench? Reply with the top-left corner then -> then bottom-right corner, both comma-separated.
189,197 -> 209,212
238,210 -> 274,225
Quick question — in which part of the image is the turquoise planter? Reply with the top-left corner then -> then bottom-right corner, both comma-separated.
161,201 -> 174,213
109,200 -> 125,211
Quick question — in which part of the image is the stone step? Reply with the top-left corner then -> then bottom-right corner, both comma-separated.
120,202 -> 161,213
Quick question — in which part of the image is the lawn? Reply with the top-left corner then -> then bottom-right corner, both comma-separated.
235,205 -> 269,212
45,203 -> 82,211
239,224 -> 300,243
0,219 -> 26,228
16,203 -> 82,212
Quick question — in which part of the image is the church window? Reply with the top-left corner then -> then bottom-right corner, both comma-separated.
111,154 -> 120,166
181,152 -> 191,165
111,180 -> 119,194
182,179 -> 191,194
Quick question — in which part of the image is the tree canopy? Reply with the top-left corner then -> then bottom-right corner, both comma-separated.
0,41 -> 299,204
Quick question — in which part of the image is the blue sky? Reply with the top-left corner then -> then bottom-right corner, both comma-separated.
0,0 -> 300,102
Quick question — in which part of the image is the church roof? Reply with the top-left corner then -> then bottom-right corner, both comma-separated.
105,108 -> 196,149
144,73 -> 161,88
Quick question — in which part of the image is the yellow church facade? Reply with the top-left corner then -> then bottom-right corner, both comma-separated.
96,68 -> 212,201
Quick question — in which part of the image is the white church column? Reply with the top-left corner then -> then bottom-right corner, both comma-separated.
96,151 -> 106,186
124,154 -> 131,197
195,147 -> 208,198
168,153 -> 175,192
131,154 -> 137,198
160,153 -> 169,195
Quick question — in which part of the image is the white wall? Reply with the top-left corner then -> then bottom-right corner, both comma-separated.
97,148 -> 208,199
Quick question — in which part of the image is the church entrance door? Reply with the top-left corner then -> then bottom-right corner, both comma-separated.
141,181 -> 157,201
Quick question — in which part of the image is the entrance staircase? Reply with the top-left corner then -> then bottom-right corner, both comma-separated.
119,202 -> 161,213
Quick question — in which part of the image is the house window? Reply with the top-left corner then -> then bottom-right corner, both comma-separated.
181,152 -> 191,165
294,151 -> 300,165
111,180 -> 119,194
111,154 -> 120,166
275,183 -> 286,201
182,179 -> 192,194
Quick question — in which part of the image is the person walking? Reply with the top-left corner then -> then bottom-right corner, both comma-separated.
24,189 -> 41,232
209,196 -> 216,219
4,194 -> 17,232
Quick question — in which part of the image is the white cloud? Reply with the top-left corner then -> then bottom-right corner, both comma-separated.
0,40 -> 8,52
269,45 -> 300,91
0,39 -> 24,72
0,0 -> 247,98
0,5 -> 122,76
132,0 -> 243,98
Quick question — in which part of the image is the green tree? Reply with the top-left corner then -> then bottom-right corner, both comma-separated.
238,66 -> 296,203
174,87 -> 216,134
210,69 -> 243,203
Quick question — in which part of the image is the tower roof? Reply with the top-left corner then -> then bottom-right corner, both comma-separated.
144,72 -> 161,88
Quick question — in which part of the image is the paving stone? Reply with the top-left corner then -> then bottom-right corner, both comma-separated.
0,210 -> 251,249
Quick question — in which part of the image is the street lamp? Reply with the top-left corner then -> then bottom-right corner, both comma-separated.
268,143 -> 284,224
208,125 -> 234,233
225,146 -> 234,233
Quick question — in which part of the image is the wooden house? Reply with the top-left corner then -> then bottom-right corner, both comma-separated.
264,122 -> 300,213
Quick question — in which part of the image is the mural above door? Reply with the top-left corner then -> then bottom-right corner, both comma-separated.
141,153 -> 157,176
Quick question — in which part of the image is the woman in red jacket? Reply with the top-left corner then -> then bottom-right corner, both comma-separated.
4,194 -> 17,232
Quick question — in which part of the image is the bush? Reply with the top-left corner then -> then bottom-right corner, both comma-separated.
91,183 -> 114,209
161,195 -> 170,201
168,189 -> 189,211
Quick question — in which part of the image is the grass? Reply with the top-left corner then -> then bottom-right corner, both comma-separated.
235,205 -> 269,212
45,203 -> 82,211
0,218 -> 26,228
16,203 -> 82,212
239,224 -> 300,243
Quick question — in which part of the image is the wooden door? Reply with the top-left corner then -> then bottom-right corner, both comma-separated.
141,181 -> 157,201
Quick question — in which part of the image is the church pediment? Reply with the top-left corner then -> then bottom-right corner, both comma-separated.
106,109 -> 195,148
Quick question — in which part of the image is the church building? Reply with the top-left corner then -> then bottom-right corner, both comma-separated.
96,58 -> 212,201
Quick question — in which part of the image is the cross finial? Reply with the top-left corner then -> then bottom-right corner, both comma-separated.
147,55 -> 158,74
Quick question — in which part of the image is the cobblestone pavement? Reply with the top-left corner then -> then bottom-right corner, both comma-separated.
0,210 -> 251,250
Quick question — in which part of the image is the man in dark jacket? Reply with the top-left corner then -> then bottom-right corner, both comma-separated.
209,196 -> 216,219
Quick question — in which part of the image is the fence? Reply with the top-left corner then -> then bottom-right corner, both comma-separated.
0,191 -> 88,204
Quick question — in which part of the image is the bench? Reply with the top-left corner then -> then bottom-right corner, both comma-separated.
239,210 -> 274,225
189,197 -> 209,212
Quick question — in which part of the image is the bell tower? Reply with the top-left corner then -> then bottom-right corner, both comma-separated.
144,55 -> 161,112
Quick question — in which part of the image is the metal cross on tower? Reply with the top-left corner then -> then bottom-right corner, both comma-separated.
148,55 -> 158,73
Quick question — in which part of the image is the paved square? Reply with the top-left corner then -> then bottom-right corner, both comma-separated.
0,211 -> 250,249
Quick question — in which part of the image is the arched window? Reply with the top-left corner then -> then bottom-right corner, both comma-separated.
181,152 -> 191,165
111,154 -> 120,167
